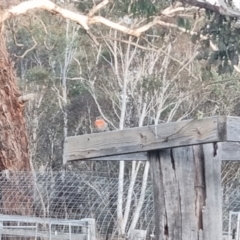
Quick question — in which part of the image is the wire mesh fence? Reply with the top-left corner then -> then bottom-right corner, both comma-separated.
0,170 -> 155,239
0,161 -> 239,239
222,161 -> 240,238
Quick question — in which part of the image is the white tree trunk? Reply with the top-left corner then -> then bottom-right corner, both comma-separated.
121,103 -> 147,233
117,35 -> 132,234
62,21 -> 69,142
128,161 -> 150,232
121,161 -> 141,232
117,160 -> 124,234
60,20 -> 78,165
117,74 -> 127,234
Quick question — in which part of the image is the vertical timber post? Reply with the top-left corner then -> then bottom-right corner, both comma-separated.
149,143 -> 222,240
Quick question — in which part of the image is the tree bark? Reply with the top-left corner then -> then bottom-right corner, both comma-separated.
0,22 -> 33,240
0,27 -> 30,172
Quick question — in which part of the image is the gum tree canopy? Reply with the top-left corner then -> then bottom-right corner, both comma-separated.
179,0 -> 240,74
0,0 -> 240,171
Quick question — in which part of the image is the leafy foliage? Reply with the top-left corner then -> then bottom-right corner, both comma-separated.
177,17 -> 191,30
130,0 -> 156,18
75,0 -> 170,18
195,12 -> 240,74
25,66 -> 51,85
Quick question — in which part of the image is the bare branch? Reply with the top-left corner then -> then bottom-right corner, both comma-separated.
3,0 -> 89,30
31,13 -> 49,34
1,0 -> 202,38
4,0 -> 240,72
13,24 -> 37,58
88,0 -> 109,17
86,30 -> 99,46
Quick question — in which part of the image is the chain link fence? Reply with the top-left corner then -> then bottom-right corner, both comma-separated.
0,162 -> 239,239
222,161 -> 240,239
0,170 -> 155,239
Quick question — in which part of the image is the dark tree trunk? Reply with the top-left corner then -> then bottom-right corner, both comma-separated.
0,29 -> 30,171
0,21 -> 33,239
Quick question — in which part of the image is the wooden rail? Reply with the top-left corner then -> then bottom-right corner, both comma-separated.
64,116 -> 240,161
62,115 -> 240,239
64,142 -> 240,162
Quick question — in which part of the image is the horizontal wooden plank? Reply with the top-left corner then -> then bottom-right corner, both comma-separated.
64,116 -> 228,161
70,142 -> 240,161
68,142 -> 240,162
90,152 -> 148,161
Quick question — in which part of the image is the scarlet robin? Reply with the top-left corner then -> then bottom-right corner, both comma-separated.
94,116 -> 108,132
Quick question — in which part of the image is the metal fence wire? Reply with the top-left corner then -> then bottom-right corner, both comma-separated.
0,170 -> 155,239
0,162 -> 239,239
222,161 -> 240,236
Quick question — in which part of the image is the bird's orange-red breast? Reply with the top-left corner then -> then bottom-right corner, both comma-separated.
94,117 -> 108,132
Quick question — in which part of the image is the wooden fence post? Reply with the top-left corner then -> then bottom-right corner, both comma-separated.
149,143 -> 222,240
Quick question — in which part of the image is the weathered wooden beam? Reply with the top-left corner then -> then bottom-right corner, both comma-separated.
89,152 -> 148,161
149,144 -> 222,240
65,116 -> 236,161
65,141 -> 240,162
202,144 -> 222,240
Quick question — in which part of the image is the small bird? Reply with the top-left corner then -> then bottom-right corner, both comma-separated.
94,116 -> 108,132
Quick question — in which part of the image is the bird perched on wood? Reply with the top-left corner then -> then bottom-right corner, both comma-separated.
94,116 -> 108,132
